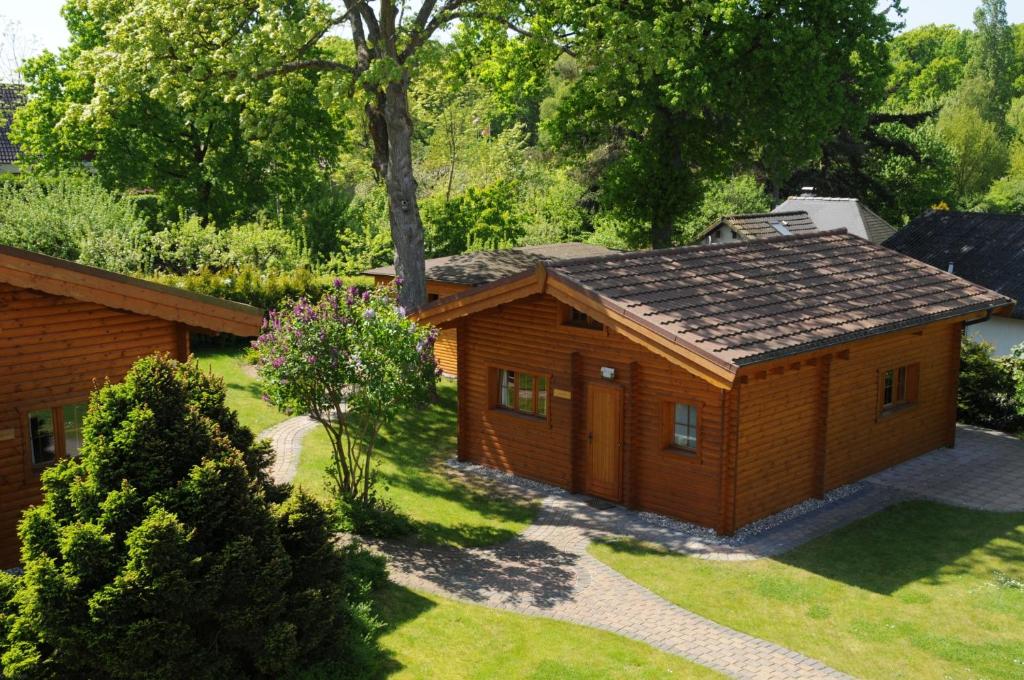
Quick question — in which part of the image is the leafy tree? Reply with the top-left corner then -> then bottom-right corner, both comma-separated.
886,24 -> 971,110
11,0 -> 346,228
423,180 -> 525,256
678,174 -> 771,244
0,355 -> 370,678
964,0 -> 1016,124
958,336 -> 1024,432
0,173 -> 152,273
535,0 -> 900,248
252,283 -> 437,503
936,91 -> 1008,202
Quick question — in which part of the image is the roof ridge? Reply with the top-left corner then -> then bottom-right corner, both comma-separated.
550,229 -> 852,271
724,210 -> 809,219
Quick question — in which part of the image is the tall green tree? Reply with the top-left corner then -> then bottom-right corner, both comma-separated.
12,0 -> 346,228
533,0 -> 900,248
965,0 -> 1016,123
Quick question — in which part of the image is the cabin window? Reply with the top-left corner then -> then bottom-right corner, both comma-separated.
62,404 -> 87,458
671,403 -> 699,451
562,305 -> 603,331
28,410 -> 56,466
26,402 -> 88,467
879,363 -> 919,415
496,369 -> 548,418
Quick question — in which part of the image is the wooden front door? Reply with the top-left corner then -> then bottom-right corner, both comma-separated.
586,382 -> 624,501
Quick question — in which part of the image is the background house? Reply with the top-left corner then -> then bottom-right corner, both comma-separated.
366,243 -> 614,375
0,84 -> 25,173
773,194 -> 896,244
416,232 -> 1012,534
697,211 -> 818,244
0,245 -> 264,566
884,210 -> 1024,355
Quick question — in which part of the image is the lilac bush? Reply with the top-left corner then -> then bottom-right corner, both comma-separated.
251,281 -> 438,501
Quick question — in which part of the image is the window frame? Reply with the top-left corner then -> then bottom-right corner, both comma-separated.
20,396 -> 90,474
492,366 -> 552,421
878,362 -> 920,418
558,303 -> 605,332
661,400 -> 702,460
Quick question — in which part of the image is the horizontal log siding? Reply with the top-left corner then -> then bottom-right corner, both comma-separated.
0,283 -> 180,566
434,328 -> 458,376
733,320 -> 961,527
461,294 -> 725,527
823,320 -> 959,489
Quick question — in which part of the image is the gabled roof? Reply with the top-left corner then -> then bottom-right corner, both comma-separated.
695,211 -> 818,242
0,245 -> 265,336
773,196 -> 896,244
416,231 -> 1012,388
365,243 -> 616,286
884,210 -> 1024,319
0,84 -> 25,166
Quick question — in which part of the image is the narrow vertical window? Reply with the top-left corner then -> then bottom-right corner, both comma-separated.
28,410 -> 56,466
518,373 -> 535,413
536,376 -> 548,417
63,404 -> 87,459
499,369 -> 516,409
669,403 -> 698,451
882,369 -> 894,406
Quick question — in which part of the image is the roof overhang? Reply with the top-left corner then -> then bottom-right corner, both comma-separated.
413,264 -> 739,389
0,245 -> 265,337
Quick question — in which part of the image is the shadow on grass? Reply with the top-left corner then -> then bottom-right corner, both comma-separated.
299,584 -> 436,680
776,501 -> 1024,595
371,381 -> 538,547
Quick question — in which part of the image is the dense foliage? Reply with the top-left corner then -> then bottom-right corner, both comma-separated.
251,282 -> 437,505
957,336 -> 1024,432
0,355 -> 381,679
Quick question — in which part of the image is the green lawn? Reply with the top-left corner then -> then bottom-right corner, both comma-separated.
195,346 -> 289,434
590,501 -> 1024,680
352,584 -> 720,679
294,381 -> 537,547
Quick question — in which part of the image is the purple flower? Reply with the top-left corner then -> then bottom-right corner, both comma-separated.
333,277 -> 343,289
261,394 -> 271,403
395,276 -> 404,286
306,355 -> 317,364
272,357 -> 285,368
362,290 -> 371,302
363,308 -> 376,320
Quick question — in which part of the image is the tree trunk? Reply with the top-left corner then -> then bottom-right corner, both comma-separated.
383,76 -> 427,309
651,211 -> 674,250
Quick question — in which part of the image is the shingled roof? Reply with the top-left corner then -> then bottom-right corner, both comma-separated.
773,196 -> 896,244
884,210 -> 1024,319
416,231 -> 1012,385
365,243 -> 616,286
0,84 -> 25,166
696,211 -> 818,242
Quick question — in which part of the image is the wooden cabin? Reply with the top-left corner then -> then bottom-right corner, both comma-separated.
415,231 -> 1014,534
0,245 -> 264,566
366,243 -> 614,375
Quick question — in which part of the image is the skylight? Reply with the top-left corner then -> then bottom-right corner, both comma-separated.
770,220 -> 792,236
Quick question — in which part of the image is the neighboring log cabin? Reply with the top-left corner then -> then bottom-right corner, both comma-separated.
0,245 -> 264,566
366,243 -> 614,375
415,231 -> 1014,534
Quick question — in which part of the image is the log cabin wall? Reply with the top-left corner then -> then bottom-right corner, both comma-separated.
732,319 -> 962,527
0,282 -> 185,566
459,293 -> 727,528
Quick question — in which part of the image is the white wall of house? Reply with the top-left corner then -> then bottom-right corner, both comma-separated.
707,226 -> 741,244
968,315 -> 1024,356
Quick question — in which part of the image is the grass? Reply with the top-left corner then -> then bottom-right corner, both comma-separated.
194,346 -> 289,434
590,501 -> 1024,680
294,381 -> 537,547
352,583 -> 721,679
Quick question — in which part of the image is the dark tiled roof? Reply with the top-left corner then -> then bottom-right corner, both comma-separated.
884,210 -> 1024,319
548,231 -> 1012,366
366,242 -> 617,286
0,84 -> 25,165
697,211 -> 818,241
773,197 -> 896,244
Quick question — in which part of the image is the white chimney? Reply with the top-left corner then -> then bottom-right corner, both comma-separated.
800,186 -> 816,197
947,262 -> 955,274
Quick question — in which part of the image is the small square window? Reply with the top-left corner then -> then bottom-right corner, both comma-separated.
880,363 -> 919,414
495,368 -> 549,418
28,409 -> 56,466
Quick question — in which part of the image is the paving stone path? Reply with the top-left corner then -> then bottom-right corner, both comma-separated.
259,416 -> 318,485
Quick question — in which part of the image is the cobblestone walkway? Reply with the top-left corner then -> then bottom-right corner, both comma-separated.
373,494 -> 850,679
259,416 -> 318,484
